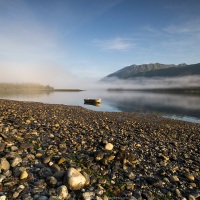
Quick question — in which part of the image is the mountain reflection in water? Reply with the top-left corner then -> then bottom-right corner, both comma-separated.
103,91 -> 200,122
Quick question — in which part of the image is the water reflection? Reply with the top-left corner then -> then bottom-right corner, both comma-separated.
84,102 -> 101,107
103,91 -> 200,123
0,90 -> 200,123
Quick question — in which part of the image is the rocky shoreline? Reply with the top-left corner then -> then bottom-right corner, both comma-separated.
0,99 -> 199,200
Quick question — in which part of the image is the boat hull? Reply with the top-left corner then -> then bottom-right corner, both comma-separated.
84,99 -> 101,104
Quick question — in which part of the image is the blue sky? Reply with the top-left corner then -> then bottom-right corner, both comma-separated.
0,0 -> 200,88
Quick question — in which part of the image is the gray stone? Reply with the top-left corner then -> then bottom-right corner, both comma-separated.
48,196 -> 61,200
36,196 -> 48,200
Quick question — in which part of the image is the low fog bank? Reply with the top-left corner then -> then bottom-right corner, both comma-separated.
0,62 -> 95,90
1,63 -> 200,90
101,76 -> 200,90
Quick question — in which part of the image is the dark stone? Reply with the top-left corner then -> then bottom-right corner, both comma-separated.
38,167 -> 53,178
145,177 -> 160,185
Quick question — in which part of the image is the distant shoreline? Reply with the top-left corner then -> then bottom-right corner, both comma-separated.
51,89 -> 84,92
107,87 -> 200,94
0,83 -> 83,92
0,89 -> 84,92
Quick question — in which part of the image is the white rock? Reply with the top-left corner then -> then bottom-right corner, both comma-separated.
0,196 -> 6,200
57,185 -> 68,199
105,143 -> 114,151
65,167 -> 86,190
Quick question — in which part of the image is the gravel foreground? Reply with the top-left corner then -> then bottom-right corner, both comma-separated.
0,99 -> 199,200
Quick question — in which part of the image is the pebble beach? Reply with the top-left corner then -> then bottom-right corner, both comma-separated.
0,99 -> 200,200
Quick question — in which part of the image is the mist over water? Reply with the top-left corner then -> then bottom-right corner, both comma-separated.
101,75 -> 200,89
0,89 -> 200,123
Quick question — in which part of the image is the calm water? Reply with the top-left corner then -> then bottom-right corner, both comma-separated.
1,90 -> 200,123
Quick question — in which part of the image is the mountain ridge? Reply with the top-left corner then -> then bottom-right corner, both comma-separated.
102,63 -> 200,80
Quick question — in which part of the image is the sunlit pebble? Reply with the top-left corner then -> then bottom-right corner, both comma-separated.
185,173 -> 195,181
20,171 -> 28,180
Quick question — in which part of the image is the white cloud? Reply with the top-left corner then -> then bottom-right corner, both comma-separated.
93,37 -> 136,51
163,19 -> 200,35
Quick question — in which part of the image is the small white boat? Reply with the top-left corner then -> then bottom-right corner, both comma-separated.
84,98 -> 101,104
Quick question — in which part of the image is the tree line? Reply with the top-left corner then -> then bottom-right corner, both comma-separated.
0,83 -> 54,90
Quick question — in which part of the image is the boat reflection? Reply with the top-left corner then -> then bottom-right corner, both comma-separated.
84,102 -> 101,107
